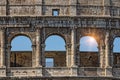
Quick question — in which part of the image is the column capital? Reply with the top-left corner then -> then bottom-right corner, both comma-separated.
35,27 -> 42,31
41,44 -> 46,48
7,44 -> 11,49
0,27 -> 6,31
70,26 -> 77,30
32,44 -> 36,47
76,43 -> 80,47
65,43 -> 72,49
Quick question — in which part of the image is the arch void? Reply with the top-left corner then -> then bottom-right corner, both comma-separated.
11,36 -> 32,51
10,36 -> 32,67
113,37 -> 120,52
45,35 -> 66,51
80,36 -> 98,52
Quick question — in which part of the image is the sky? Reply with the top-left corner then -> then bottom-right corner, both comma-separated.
11,36 -> 32,51
113,37 -> 120,52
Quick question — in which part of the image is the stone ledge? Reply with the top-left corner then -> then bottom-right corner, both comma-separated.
0,77 -> 118,80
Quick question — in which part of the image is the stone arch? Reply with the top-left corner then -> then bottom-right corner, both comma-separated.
45,33 -> 67,44
113,36 -> 120,67
76,29 -> 101,50
79,36 -> 98,52
9,33 -> 33,45
45,34 -> 66,67
11,35 -> 32,51
79,36 -> 99,67
45,35 -> 66,51
113,37 -> 120,53
10,35 -> 33,67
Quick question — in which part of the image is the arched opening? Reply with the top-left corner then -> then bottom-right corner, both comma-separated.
45,35 -> 66,67
113,37 -> 120,53
113,37 -> 120,67
10,36 -> 32,67
80,36 -> 98,52
79,36 -> 99,67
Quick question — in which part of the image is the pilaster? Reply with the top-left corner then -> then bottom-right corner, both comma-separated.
66,27 -> 77,67
105,31 -> 110,68
71,27 -> 77,67
32,44 -> 36,67
103,0 -> 111,16
99,44 -> 105,68
41,44 -> 46,67
35,28 -> 42,67
66,43 -> 72,67
69,0 -> 77,16
0,28 -> 5,68
105,31 -> 112,77
98,43 -> 106,76
7,44 -> 11,68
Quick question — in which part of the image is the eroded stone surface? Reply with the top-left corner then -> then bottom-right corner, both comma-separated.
0,0 -> 119,79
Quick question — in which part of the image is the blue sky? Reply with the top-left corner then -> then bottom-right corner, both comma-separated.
11,35 -> 120,52
11,36 -> 32,51
113,37 -> 120,52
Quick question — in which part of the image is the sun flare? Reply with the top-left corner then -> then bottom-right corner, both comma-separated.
89,37 -> 95,43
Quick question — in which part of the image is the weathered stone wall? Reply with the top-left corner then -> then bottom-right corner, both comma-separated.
43,6 -> 70,16
77,6 -> 104,15
0,0 -> 119,79
78,0 -> 103,5
111,0 -> 120,6
10,51 -> 100,67
44,0 -> 69,5
0,0 -> 6,16
0,0 -> 119,16
10,51 -> 66,67
10,51 -> 120,68
9,0 -> 40,5
45,51 -> 66,67
0,77 -> 115,80
9,6 -> 37,16
79,52 -> 99,67
0,7 -> 6,16
9,0 -> 42,16
113,53 -> 120,68
10,51 -> 32,67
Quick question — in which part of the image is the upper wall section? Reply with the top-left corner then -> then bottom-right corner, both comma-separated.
9,6 -> 41,16
9,0 -> 42,5
77,0 -> 103,5
0,0 -> 6,16
43,0 -> 71,16
44,0 -> 69,5
9,0 -> 42,16
0,0 -> 119,16
0,0 -> 6,5
110,0 -> 120,16
77,0 -> 107,16
111,0 -> 120,6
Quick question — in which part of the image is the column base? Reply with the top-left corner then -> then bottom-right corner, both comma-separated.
36,65 -> 42,68
106,66 -> 112,68
105,67 -> 113,77
0,66 -> 6,68
97,67 -> 113,77
70,66 -> 78,76
71,65 -> 78,68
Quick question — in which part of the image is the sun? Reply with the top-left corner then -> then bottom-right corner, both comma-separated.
87,37 -> 97,46
89,37 -> 95,43
80,36 -> 98,51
